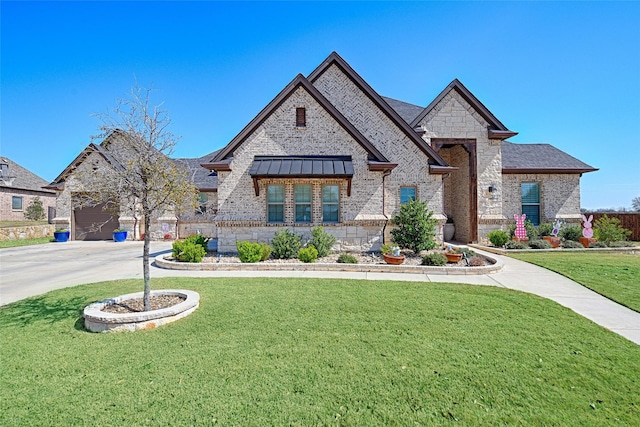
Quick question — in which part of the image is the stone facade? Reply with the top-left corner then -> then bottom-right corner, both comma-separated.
0,224 -> 55,241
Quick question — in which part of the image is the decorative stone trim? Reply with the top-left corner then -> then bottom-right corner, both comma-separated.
83,289 -> 200,333
155,254 -> 503,276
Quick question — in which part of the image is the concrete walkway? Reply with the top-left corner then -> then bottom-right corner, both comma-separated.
1,241 -> 639,345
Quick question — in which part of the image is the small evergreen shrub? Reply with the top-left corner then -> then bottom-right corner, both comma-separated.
505,240 -> 528,250
590,241 -> 608,248
309,226 -> 336,257
537,223 -> 554,237
608,241 -> 635,248
528,239 -> 552,249
172,239 -> 206,263
185,234 -> 209,252
260,243 -> 272,261
380,243 -> 393,255
487,230 -> 509,248
337,254 -> 358,264
24,196 -> 46,221
236,241 -> 263,263
594,215 -> 632,244
272,229 -> 302,259
390,199 -> 438,253
460,248 -> 476,258
298,246 -> 318,263
559,224 -> 582,242
422,252 -> 447,266
562,240 -> 584,249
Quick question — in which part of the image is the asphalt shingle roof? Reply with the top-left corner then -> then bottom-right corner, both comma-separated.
175,150 -> 220,190
382,96 -> 424,125
0,157 -> 54,193
501,142 -> 597,172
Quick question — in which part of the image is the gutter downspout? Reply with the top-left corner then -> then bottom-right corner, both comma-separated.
381,170 -> 392,244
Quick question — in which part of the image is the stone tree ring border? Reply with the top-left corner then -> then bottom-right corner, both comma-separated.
83,289 -> 200,333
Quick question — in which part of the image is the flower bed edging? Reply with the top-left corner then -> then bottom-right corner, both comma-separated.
83,289 -> 199,333
155,254 -> 503,275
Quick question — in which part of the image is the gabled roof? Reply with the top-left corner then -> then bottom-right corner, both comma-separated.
206,73 -> 393,170
410,79 -> 518,140
44,142 -> 120,190
307,52 -> 453,173
501,142 -> 597,174
381,96 -> 425,124
0,157 -> 55,193
175,150 -> 220,191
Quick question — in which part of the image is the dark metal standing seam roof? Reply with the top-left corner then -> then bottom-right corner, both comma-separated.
249,156 -> 354,178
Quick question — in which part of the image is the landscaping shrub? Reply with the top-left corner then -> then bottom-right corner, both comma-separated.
608,241 -> 635,248
309,226 -> 336,257
422,252 -> 447,266
536,222 -> 554,237
460,247 -> 476,258
468,256 -> 485,267
185,234 -> 209,252
559,224 -> 582,242
337,254 -> 358,264
272,229 -> 302,259
562,240 -> 584,249
236,241 -> 263,263
590,241 -> 608,248
505,240 -> 528,250
487,230 -> 509,248
24,196 -> 45,221
528,239 -> 552,249
594,215 -> 632,245
172,239 -> 206,263
390,199 -> 438,253
508,220 -> 538,240
260,243 -> 272,261
298,246 -> 318,263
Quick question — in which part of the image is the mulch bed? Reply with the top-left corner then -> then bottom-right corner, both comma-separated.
101,295 -> 185,314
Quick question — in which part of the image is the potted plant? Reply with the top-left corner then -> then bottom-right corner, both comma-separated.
444,245 -> 463,263
113,228 -> 128,242
443,217 -> 455,241
381,243 -> 405,265
53,228 -> 70,243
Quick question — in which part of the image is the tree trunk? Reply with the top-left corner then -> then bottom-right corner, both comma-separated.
143,211 -> 151,311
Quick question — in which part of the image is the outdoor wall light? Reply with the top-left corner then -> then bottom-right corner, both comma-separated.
488,185 -> 498,199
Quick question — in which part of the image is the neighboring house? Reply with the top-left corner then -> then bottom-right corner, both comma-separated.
44,135 -> 213,241
0,157 -> 56,221
202,52 -> 597,251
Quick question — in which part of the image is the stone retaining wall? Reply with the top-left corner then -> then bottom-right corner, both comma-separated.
0,224 -> 54,241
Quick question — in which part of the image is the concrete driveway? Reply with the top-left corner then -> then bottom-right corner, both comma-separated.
0,241 -> 173,306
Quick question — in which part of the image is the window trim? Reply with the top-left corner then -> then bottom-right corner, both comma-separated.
521,182 -> 540,226
400,186 -> 417,205
294,184 -> 312,223
267,184 -> 285,223
12,196 -> 23,211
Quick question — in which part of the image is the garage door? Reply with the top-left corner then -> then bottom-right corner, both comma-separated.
73,204 -> 118,240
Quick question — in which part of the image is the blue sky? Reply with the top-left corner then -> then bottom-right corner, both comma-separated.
2,1 -> 639,209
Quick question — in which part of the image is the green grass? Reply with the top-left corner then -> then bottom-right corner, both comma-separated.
509,252 -> 640,313
1,278 -> 639,426
0,220 -> 49,228
0,237 -> 53,249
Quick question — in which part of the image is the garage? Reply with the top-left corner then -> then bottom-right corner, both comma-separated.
73,203 -> 118,240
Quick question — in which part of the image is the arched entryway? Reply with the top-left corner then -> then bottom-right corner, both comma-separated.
432,138 -> 477,243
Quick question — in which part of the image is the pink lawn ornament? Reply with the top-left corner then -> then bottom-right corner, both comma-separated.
582,214 -> 594,238
551,219 -> 563,237
514,214 -> 527,240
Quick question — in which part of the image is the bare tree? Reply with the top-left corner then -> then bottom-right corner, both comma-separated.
633,196 -> 640,212
79,84 -> 199,310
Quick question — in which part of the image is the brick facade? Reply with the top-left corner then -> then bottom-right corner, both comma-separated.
0,188 -> 56,222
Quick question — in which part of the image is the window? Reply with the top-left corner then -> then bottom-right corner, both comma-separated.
12,196 -> 23,210
267,185 -> 285,222
294,185 -> 312,222
521,183 -> 540,226
196,193 -> 207,214
322,185 -> 339,223
400,186 -> 416,204
296,107 -> 306,127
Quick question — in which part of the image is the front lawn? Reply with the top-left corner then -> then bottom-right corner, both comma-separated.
0,237 -> 53,249
1,278 -> 638,425
509,252 -> 640,312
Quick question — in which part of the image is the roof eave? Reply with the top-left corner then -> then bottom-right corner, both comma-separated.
502,167 -> 599,174
429,165 -> 459,174
201,161 -> 231,172
488,129 -> 519,140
